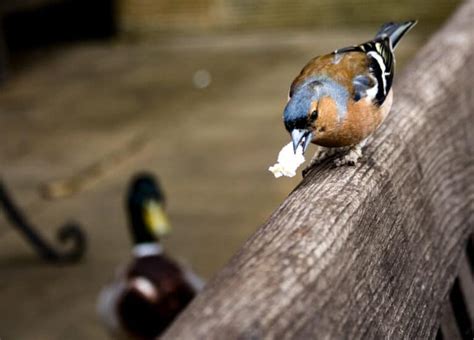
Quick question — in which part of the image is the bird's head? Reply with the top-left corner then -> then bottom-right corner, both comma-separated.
284,80 -> 325,154
126,173 -> 171,245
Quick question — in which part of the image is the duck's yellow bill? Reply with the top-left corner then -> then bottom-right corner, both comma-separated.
143,200 -> 171,237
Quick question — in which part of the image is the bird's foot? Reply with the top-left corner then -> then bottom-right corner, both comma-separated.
302,147 -> 338,176
334,144 -> 363,167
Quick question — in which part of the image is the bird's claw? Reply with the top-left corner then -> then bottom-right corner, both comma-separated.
334,146 -> 363,167
302,143 -> 365,176
302,147 -> 337,177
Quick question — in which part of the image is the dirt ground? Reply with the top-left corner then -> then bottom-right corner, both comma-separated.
0,29 -> 422,339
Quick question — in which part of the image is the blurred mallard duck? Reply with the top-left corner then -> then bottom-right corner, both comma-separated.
98,173 -> 204,339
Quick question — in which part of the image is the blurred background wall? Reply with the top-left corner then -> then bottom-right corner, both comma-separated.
1,0 -> 461,75
1,0 -> 462,46
119,0 -> 459,34
1,0 -> 461,82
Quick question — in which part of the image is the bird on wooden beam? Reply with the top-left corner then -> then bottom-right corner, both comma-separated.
283,20 -> 417,169
97,173 -> 204,339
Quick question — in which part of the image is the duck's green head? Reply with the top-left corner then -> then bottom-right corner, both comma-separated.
126,173 -> 171,244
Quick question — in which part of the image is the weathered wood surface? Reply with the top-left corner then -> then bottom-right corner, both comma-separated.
163,1 -> 474,339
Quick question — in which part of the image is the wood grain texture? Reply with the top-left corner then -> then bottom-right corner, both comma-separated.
163,1 -> 474,339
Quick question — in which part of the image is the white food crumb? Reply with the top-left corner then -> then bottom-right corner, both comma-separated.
268,142 -> 306,178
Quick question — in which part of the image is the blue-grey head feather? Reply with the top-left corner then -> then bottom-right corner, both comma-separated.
284,84 -> 315,131
284,77 -> 349,132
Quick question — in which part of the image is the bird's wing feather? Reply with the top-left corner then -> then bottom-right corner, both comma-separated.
290,52 -> 371,101
336,37 -> 394,105
290,37 -> 393,106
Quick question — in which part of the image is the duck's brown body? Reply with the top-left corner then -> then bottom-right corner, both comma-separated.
118,255 -> 196,339
98,250 -> 203,340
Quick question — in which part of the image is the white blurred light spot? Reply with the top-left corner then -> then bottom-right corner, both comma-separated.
193,69 -> 212,89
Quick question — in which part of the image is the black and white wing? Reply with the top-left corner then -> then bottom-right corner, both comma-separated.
336,37 -> 395,106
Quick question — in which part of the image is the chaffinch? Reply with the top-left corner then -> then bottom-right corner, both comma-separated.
283,21 -> 417,168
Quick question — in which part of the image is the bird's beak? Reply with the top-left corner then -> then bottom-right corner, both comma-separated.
143,200 -> 171,238
291,129 -> 312,154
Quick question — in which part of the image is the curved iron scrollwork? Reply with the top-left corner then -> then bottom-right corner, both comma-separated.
0,180 -> 87,263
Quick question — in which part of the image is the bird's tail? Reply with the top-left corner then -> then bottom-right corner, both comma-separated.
375,20 -> 417,49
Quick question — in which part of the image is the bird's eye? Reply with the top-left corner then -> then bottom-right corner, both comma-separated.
310,110 -> 318,120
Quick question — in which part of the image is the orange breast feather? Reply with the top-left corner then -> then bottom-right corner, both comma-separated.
313,91 -> 392,147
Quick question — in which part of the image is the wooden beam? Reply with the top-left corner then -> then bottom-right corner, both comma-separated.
163,1 -> 474,339
458,248 -> 474,328
0,18 -> 8,84
439,301 -> 463,340
0,0 -> 65,13
0,0 -> 65,84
